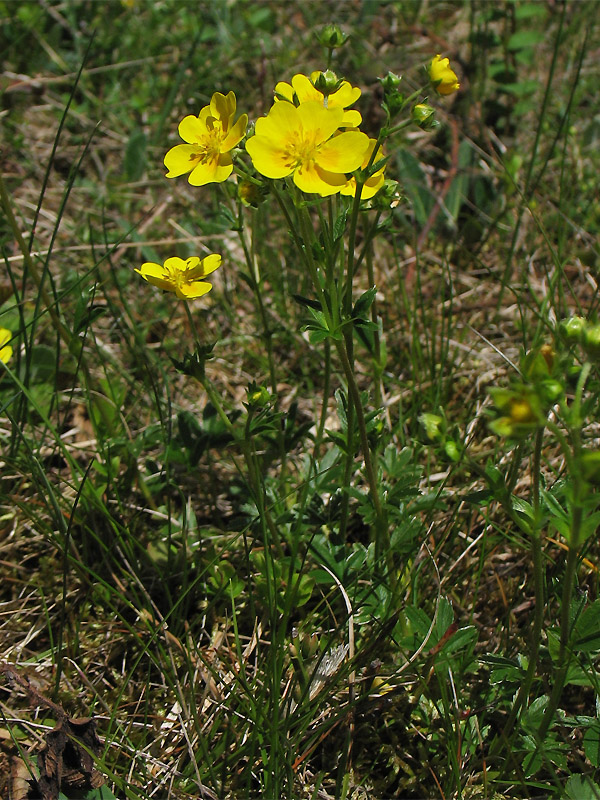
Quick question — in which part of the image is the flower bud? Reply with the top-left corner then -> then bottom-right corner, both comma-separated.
312,69 -> 344,96
428,55 -> 460,96
412,103 -> 438,130
246,383 -> 271,408
559,315 -> 587,344
583,324 -> 600,359
238,179 -> 268,208
420,412 -> 443,441
540,344 -> 554,371
317,24 -> 349,49
379,71 -> 402,92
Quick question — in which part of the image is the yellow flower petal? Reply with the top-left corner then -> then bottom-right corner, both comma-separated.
0,328 -> 13,365
342,109 -> 362,127
164,144 -> 203,178
291,73 -> 322,103
187,253 -> 222,278
135,262 -> 174,292
177,281 -> 212,299
188,155 -> 233,186
210,91 -> 236,123
295,102 -> 343,143
294,162 -> 346,196
254,101 -> 301,142
274,81 -> 294,102
329,81 -> 361,108
178,115 -> 208,144
221,113 -> 248,150
245,135 -> 293,179
316,130 -> 369,173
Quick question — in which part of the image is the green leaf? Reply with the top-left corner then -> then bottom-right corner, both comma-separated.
583,722 -> 600,768
442,140 -> 473,224
511,495 -> 534,521
515,3 -> 548,19
571,600 -> 600,652
507,30 -> 545,51
124,128 -> 147,181
352,286 -> 377,319
564,774 -> 600,800
395,148 -> 434,227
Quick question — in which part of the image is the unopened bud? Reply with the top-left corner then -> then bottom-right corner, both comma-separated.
312,69 -> 344,96
412,103 -> 438,130
317,24 -> 349,49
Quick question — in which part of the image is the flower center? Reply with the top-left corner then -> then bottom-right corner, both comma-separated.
163,265 -> 187,289
189,121 -> 226,165
286,131 -> 319,169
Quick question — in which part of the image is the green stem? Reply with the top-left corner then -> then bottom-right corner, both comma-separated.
182,302 -> 285,559
365,227 -> 383,409
493,428 -> 546,755
537,364 -> 590,740
335,338 -> 389,564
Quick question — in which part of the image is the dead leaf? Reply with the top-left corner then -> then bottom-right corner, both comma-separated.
36,717 -> 104,800
9,755 -> 36,800
0,664 -> 105,800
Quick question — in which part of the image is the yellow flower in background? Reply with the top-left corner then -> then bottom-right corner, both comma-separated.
135,255 -> 221,299
164,92 -> 247,185
428,55 -> 460,96
340,138 -> 386,200
0,328 -> 12,364
275,72 -> 362,127
246,101 -> 369,196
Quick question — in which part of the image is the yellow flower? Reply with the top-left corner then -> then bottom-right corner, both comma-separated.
428,55 -> 460,96
340,138 -> 386,200
275,72 -> 362,127
0,328 -> 12,364
246,101 -> 369,196
135,255 -> 221,299
164,92 -> 247,186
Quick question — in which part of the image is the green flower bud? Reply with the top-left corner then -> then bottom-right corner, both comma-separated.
371,179 -> 402,211
246,383 -> 271,408
379,71 -> 402,92
560,315 -> 587,344
412,103 -> 438,130
317,24 -> 349,49
444,440 -> 461,462
238,179 -> 268,208
420,412 -> 443,441
539,379 -> 563,405
379,72 -> 404,119
488,387 -> 544,438
583,323 -> 600,359
312,69 -> 344,96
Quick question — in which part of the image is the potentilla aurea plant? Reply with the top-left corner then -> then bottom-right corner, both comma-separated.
135,51 -> 461,569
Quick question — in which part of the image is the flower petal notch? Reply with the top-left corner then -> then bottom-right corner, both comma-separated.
428,55 -> 460,96
135,255 -> 222,299
246,100 -> 369,196
164,92 -> 247,186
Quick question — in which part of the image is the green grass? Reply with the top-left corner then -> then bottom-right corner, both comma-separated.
2,1 -> 600,798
